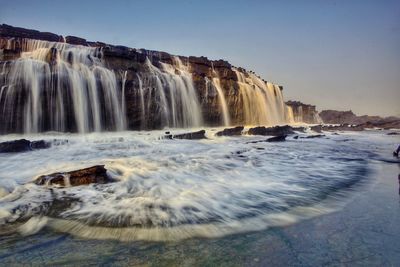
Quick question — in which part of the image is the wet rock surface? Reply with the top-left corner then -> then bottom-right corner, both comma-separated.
266,135 -> 287,142
0,139 -> 51,153
302,134 -> 325,139
248,125 -> 295,136
164,130 -> 207,140
34,165 -> 110,187
215,126 -> 244,136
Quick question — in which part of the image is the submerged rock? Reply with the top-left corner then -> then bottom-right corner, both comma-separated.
302,134 -> 326,139
165,130 -> 207,140
215,126 -> 244,136
0,139 -> 51,153
266,135 -> 287,142
248,125 -> 295,136
34,165 -> 110,187
387,132 -> 400,135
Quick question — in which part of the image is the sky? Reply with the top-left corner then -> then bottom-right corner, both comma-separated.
1,0 -> 399,116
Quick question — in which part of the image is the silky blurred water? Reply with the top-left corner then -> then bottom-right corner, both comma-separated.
0,129 -> 399,265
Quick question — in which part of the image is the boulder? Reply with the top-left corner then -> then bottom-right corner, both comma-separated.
216,126 -> 244,136
248,125 -> 294,136
0,139 -> 50,153
34,165 -> 110,187
387,132 -> 400,135
165,130 -> 207,140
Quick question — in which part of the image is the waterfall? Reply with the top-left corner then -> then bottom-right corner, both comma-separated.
136,74 -> 146,130
0,37 -> 297,132
285,106 -> 295,123
138,57 -> 203,129
234,69 -> 291,126
0,39 -> 126,133
212,77 -> 230,126
120,70 -> 128,129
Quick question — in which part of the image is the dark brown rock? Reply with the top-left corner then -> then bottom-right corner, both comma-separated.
34,165 -> 110,187
266,135 -> 286,142
0,139 -> 50,153
216,126 -> 244,136
65,36 -> 87,46
0,24 -> 62,42
0,139 -> 31,152
248,125 -> 295,136
165,130 -> 207,140
302,134 -> 325,139
31,140 -> 51,149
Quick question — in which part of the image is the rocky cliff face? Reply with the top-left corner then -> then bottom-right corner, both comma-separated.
285,101 -> 321,124
0,24 -> 294,133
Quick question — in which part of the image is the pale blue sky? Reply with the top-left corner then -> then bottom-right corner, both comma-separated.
1,0 -> 399,116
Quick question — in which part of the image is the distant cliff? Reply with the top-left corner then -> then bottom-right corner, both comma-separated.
319,110 -> 400,129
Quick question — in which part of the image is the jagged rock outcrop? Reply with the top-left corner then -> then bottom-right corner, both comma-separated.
286,101 -> 321,124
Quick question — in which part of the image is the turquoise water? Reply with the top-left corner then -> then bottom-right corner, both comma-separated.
0,130 -> 399,266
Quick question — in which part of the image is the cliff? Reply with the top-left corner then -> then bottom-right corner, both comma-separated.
0,24 -> 296,133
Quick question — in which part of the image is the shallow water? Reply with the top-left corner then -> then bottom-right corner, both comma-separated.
0,129 -> 399,265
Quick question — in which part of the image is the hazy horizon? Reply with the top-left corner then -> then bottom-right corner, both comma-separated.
1,0 -> 399,117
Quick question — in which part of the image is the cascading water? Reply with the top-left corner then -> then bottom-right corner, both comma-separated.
137,57 -> 203,129
0,38 -> 298,133
234,69 -> 293,126
285,105 -> 295,123
0,39 -> 126,133
212,77 -> 230,126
